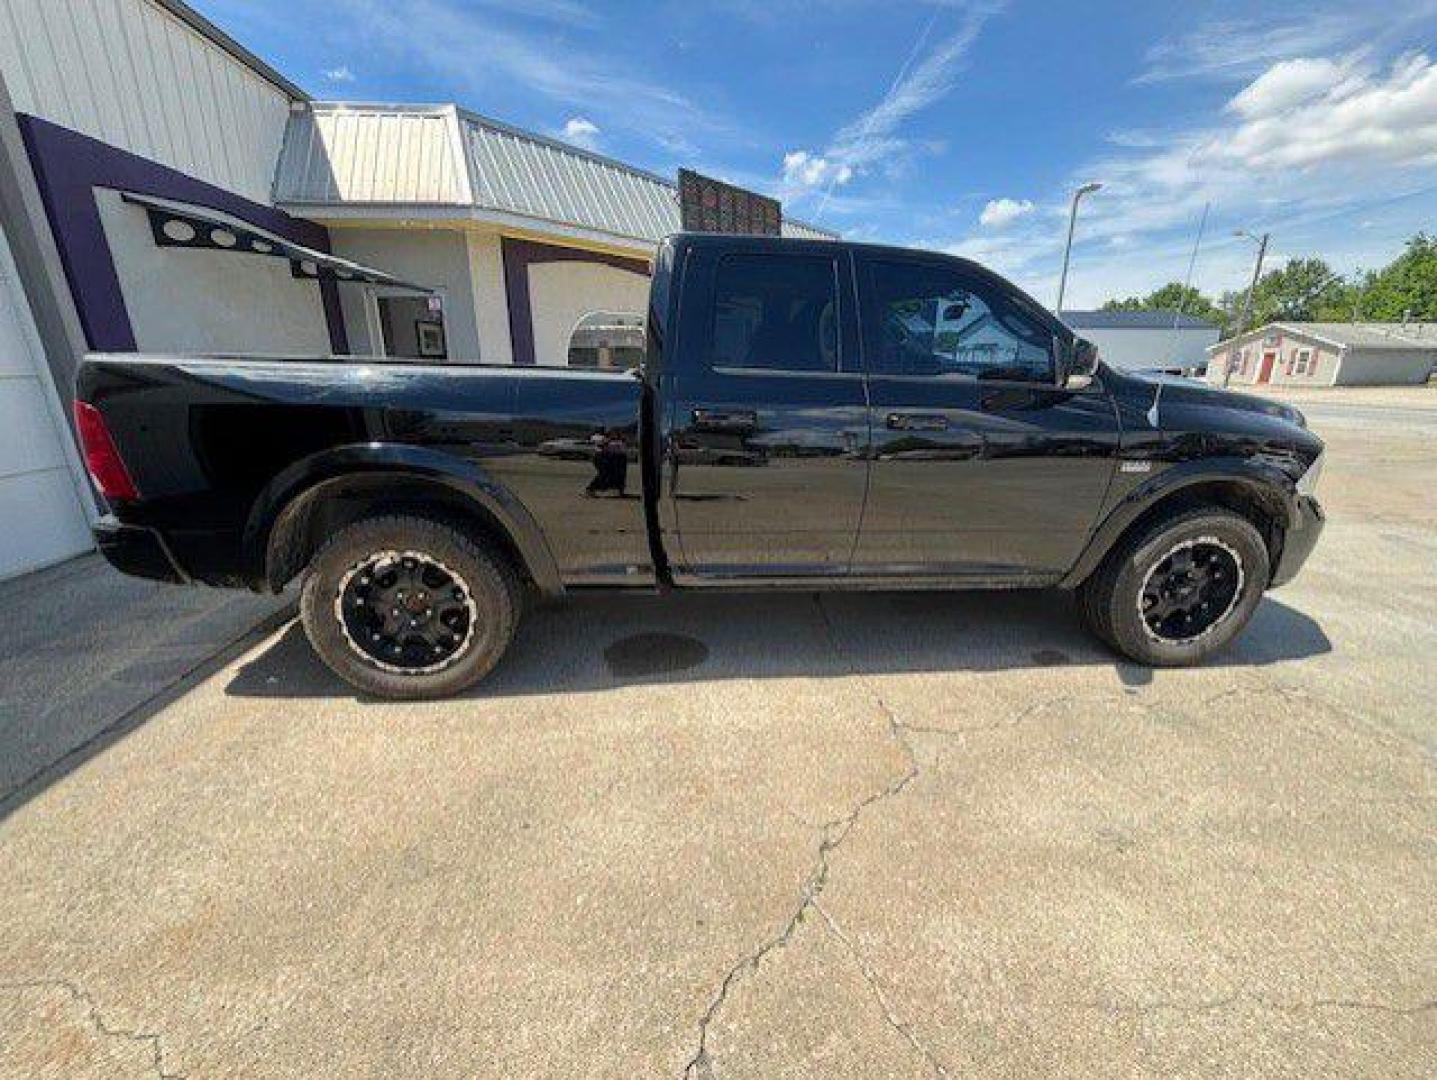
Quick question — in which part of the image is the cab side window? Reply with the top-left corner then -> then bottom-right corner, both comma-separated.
710,254 -> 839,373
863,259 -> 1053,382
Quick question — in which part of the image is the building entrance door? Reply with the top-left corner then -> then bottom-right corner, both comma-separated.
1257,350 -> 1277,383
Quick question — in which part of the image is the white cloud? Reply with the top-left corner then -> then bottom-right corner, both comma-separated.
1201,52 -> 1437,170
775,1 -> 1003,212
780,150 -> 853,190
343,0 -> 715,153
978,197 -> 1034,228
1134,4 -> 1437,84
1226,56 -> 1356,118
932,46 -> 1437,308
1136,12 -> 1371,84
827,2 -> 1002,174
323,65 -> 355,83
561,117 -> 601,150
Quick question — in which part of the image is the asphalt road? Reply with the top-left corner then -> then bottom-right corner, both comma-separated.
1,391 -> 1433,1078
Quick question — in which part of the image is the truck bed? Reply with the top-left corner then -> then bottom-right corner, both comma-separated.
78,354 -> 654,590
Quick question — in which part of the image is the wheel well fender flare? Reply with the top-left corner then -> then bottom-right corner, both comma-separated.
242,443 -> 563,596
1061,458 -> 1299,588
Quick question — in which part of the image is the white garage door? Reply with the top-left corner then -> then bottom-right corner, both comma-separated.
0,222 -> 93,580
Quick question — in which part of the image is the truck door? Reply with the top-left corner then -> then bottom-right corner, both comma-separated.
663,245 -> 868,580
853,254 -> 1118,579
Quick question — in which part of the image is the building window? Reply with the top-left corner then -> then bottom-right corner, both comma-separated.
370,290 -> 449,361
1293,348 -> 1313,376
568,311 -> 645,370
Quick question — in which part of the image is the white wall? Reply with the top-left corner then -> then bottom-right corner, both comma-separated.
1335,348 -> 1434,386
0,220 -> 93,579
330,227 -> 479,360
1081,325 -> 1220,372
97,188 -> 330,355
0,0 -> 294,205
467,231 -> 511,365
528,260 -> 649,367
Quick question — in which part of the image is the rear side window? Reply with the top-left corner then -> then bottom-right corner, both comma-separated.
710,254 -> 839,372
863,259 -> 1054,383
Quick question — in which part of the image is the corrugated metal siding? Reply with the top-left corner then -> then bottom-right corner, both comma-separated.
274,104 -> 837,244
274,106 -> 469,205
0,0 -> 294,204
780,218 -> 836,241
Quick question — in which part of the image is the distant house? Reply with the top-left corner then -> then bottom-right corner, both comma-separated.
1208,323 -> 1437,388
1060,310 -> 1220,373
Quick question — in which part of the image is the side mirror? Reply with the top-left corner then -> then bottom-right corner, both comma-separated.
1059,336 -> 1099,389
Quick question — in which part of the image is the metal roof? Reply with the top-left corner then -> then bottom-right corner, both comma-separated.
1061,309 -> 1218,330
274,106 -> 470,206
1213,321 -> 1437,352
273,103 -> 836,246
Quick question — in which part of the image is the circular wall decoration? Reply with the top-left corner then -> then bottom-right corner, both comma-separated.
210,228 -> 238,248
251,239 -> 274,254
161,218 -> 197,243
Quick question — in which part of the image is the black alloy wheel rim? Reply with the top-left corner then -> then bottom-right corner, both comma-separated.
1139,537 -> 1243,644
336,551 -> 477,674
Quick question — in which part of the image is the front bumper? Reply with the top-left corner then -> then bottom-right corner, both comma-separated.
94,516 -> 190,585
1270,496 -> 1325,587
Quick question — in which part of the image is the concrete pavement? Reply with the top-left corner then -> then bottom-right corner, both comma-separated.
0,393 -> 1433,1078
0,555 -> 291,805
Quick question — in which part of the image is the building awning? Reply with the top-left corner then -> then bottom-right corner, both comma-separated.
121,192 -> 433,292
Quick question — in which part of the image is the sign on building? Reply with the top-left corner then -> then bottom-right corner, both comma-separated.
678,169 -> 781,236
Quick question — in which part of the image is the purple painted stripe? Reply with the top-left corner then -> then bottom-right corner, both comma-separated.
501,236 -> 650,366
18,115 -> 348,354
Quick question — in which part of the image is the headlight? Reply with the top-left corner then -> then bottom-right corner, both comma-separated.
1296,450 -> 1324,496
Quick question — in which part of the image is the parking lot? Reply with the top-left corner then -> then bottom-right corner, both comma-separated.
2,389 -> 1434,1079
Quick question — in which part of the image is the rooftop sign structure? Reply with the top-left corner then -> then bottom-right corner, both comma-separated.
678,169 -> 782,236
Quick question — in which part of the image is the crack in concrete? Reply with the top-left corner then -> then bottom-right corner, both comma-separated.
813,902 -> 948,1078
1,977 -> 184,1078
677,596 -> 927,1079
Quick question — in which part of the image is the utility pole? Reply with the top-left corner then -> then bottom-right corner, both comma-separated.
1055,181 -> 1103,314
1225,229 -> 1269,387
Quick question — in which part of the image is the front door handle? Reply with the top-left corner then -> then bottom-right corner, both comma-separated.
886,412 -> 948,431
692,408 -> 758,433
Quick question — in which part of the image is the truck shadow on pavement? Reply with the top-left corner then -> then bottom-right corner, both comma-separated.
224,589 -> 1331,701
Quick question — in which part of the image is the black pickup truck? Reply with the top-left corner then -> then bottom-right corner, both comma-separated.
76,234 -> 1325,698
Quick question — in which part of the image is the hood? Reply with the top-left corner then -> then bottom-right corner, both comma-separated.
1118,369 -> 1306,428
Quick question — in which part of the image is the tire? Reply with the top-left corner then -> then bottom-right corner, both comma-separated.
1077,507 -> 1269,667
299,515 -> 521,699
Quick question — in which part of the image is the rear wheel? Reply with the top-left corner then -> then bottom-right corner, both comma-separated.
1078,507 -> 1269,666
300,515 -> 520,699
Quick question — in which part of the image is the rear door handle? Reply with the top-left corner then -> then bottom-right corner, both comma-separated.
886,412 -> 948,431
692,408 -> 757,433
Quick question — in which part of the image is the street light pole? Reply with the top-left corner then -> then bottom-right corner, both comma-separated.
1224,229 -> 1269,387
1055,181 -> 1103,314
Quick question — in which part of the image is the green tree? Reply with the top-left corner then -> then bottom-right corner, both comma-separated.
1101,281 -> 1222,324
1352,233 -> 1437,321
1219,257 -> 1345,329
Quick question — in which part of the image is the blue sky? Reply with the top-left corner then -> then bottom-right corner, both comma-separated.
193,0 -> 1437,308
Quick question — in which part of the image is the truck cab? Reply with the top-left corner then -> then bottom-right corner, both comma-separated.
650,235 -> 1119,585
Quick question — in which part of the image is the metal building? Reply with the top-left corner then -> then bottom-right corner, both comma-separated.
1060,309 -> 1221,374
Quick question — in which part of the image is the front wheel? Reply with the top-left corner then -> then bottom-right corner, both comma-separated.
1078,508 -> 1269,667
300,516 -> 520,699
